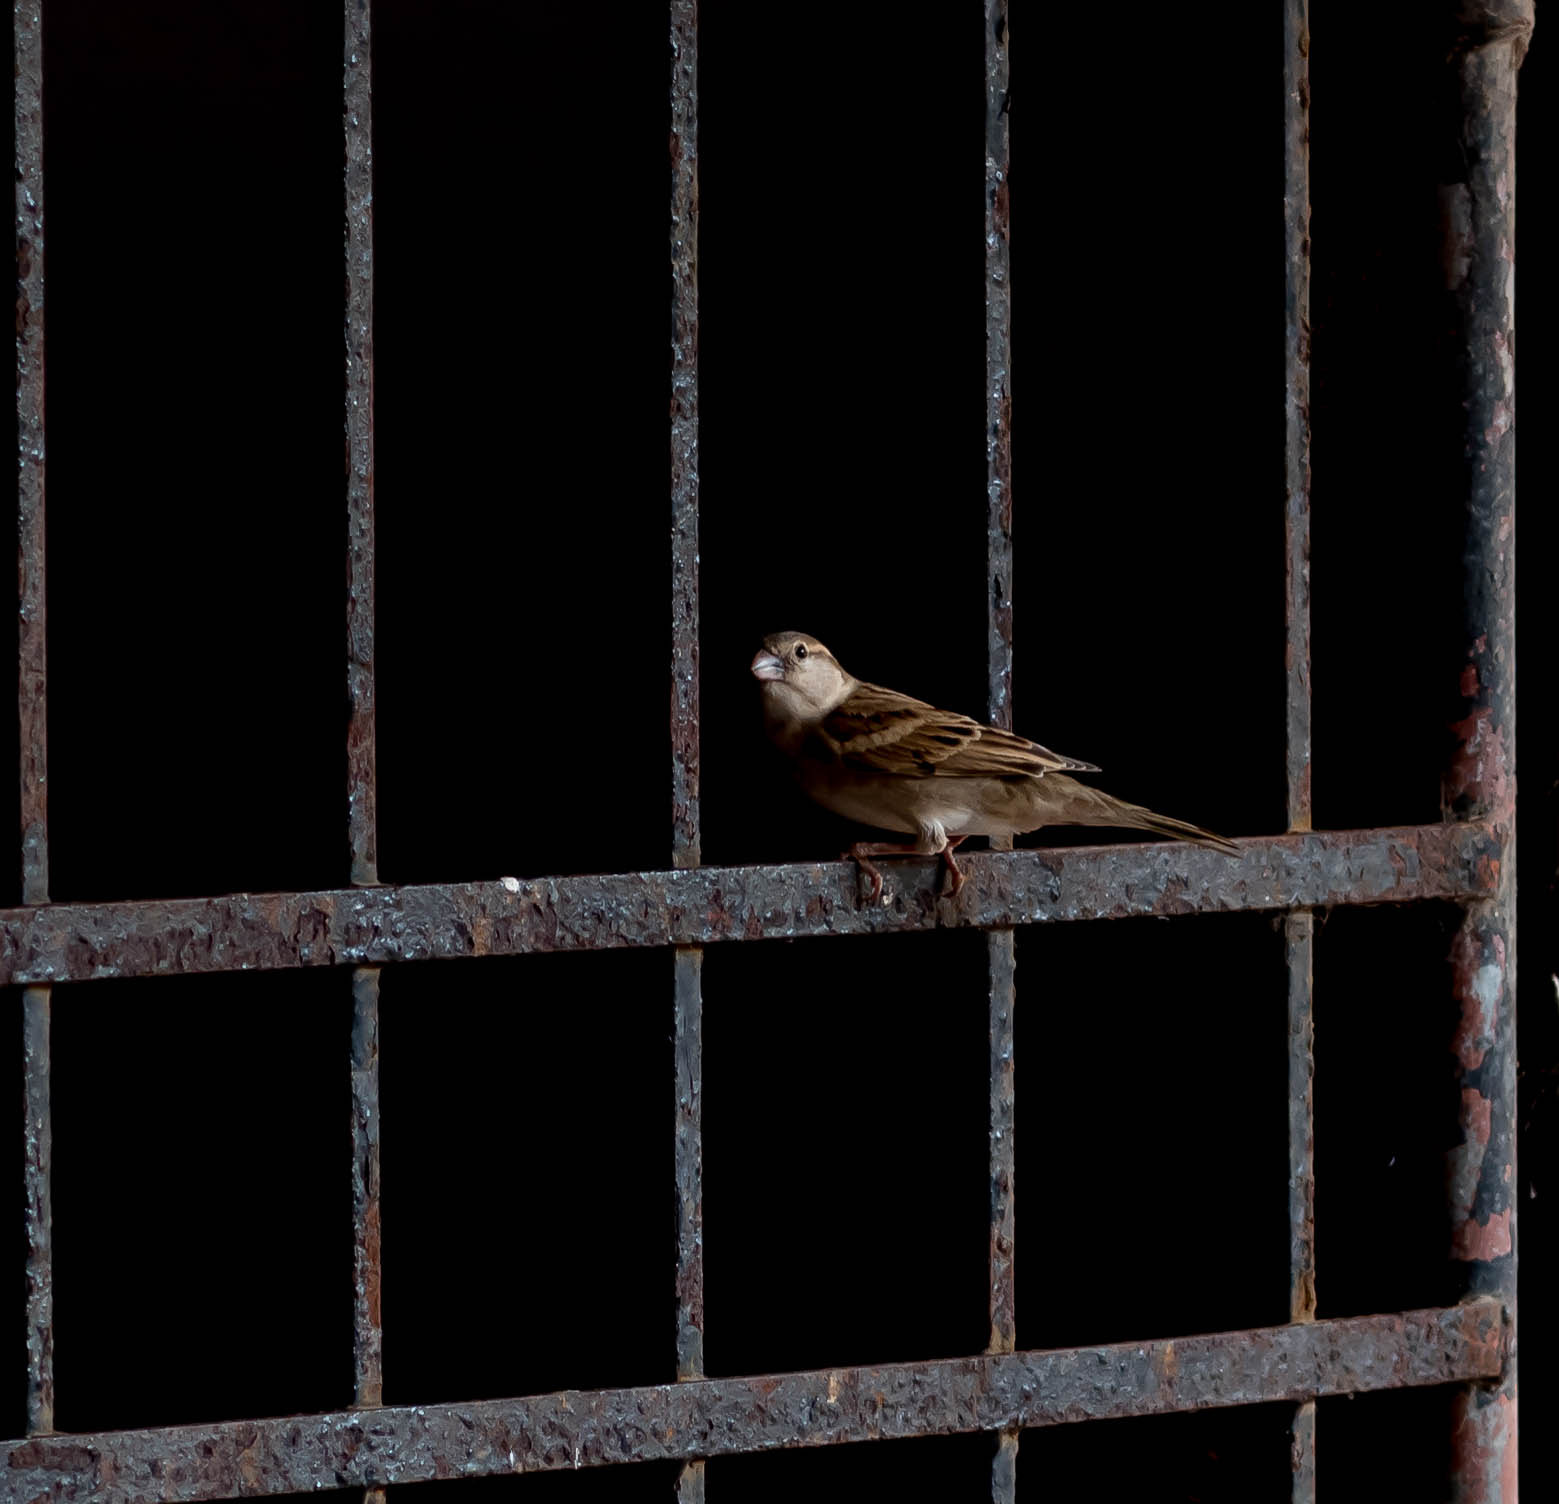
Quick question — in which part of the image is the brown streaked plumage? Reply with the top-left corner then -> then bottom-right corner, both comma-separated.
751,630 -> 1238,900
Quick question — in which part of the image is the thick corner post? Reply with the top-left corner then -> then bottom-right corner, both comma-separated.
1440,4 -> 1528,1498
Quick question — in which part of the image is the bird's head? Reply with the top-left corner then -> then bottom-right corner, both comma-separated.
750,631 -> 856,727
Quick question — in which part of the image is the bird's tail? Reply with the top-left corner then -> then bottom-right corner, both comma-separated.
1037,776 -> 1240,854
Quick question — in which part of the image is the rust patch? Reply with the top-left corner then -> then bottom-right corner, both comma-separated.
1459,1087 -> 1492,1149
1450,927 -> 1501,1070
1451,1209 -> 1512,1262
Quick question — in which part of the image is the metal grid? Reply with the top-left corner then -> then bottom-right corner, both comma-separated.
7,2 -> 1524,1500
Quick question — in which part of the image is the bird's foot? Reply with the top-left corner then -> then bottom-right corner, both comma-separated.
846,838 -> 969,903
939,837 -> 968,894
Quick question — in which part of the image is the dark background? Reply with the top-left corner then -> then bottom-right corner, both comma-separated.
10,3 -> 1556,1499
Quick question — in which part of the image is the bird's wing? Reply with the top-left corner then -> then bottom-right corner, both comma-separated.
816,682 -> 1098,778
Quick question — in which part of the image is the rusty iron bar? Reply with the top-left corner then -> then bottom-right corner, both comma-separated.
1284,0 -> 1312,835
1,1301 -> 1504,1502
985,0 -> 1013,730
16,0 -> 48,906
1285,913 -> 1315,1502
1290,1401 -> 1315,1498
1282,13 -> 1315,1499
1286,914 -> 1316,1325
351,968 -> 383,1408
674,948 -> 703,1382
0,821 -> 1500,988
985,931 -> 1016,1358
16,3 -> 54,1440
669,14 -> 704,1504
669,0 -> 700,872
345,0 -> 378,888
22,987 -> 53,1435
1440,5 -> 1528,1497
984,7 -> 1018,1501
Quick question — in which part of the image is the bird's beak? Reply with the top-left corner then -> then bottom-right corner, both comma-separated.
751,651 -> 785,682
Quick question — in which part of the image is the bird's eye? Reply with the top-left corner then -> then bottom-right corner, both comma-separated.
795,643 -> 808,659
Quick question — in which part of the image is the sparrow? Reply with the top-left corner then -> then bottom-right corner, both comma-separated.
751,631 -> 1238,900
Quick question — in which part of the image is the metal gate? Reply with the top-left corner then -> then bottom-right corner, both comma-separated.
8,2 -> 1524,1499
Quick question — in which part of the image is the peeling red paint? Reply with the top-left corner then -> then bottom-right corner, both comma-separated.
1446,706 -> 1511,814
1460,1087 -> 1492,1149
1450,928 -> 1499,1071
1460,662 -> 1480,697
1451,1383 -> 1516,1500
1452,1208 -> 1512,1262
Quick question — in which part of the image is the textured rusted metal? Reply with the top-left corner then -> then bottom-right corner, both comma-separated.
674,948 -> 703,1382
986,930 -> 1016,1358
984,0 -> 1013,728
2,1301 -> 1503,1501
1440,9 -> 1527,1499
1290,1400 -> 1315,1500
0,821 -> 1500,988
1283,17 -> 1315,1497
992,1430 -> 1017,1502
986,18 -> 1017,1498
345,0 -> 378,888
669,0 -> 700,872
669,24 -> 703,1504
1286,912 -> 1315,1326
16,0 -> 48,906
22,986 -> 53,1435
1286,907 -> 1315,1503
1283,0 -> 1312,834
351,967 -> 383,1409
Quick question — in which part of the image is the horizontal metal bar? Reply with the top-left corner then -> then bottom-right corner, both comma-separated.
2,1301 -> 1504,1502
0,822 -> 1497,988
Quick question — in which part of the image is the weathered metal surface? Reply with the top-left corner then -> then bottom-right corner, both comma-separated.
16,0 -> 49,905
1439,7 -> 1527,1499
23,986 -> 53,1435
674,948 -> 703,1381
2,1302 -> 1503,1501
984,0 -> 1013,728
669,28 -> 703,1502
986,930 -> 1016,1356
1283,0 -> 1312,832
669,0 -> 700,871
0,822 -> 1499,988
1290,1399 -> 1315,1502
345,0 -> 378,887
675,1458 -> 706,1503
351,967 -> 383,1409
992,1429 -> 1018,1504
986,24 -> 1017,1502
1286,912 -> 1315,1324
1283,16 -> 1315,1494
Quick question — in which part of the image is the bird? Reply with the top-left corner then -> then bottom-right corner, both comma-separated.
751,630 -> 1238,900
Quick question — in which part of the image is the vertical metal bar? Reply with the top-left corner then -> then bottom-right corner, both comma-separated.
347,15 -> 384,1497
22,986 -> 53,1435
16,0 -> 47,907
346,0 -> 378,889
670,0 -> 700,874
984,6 -> 1016,1501
1442,7 -> 1527,1498
17,2 -> 54,1439
670,6 -> 703,1500
1285,914 -> 1315,1500
1283,7 -> 1314,1500
351,967 -> 383,1408
1283,0 -> 1312,838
